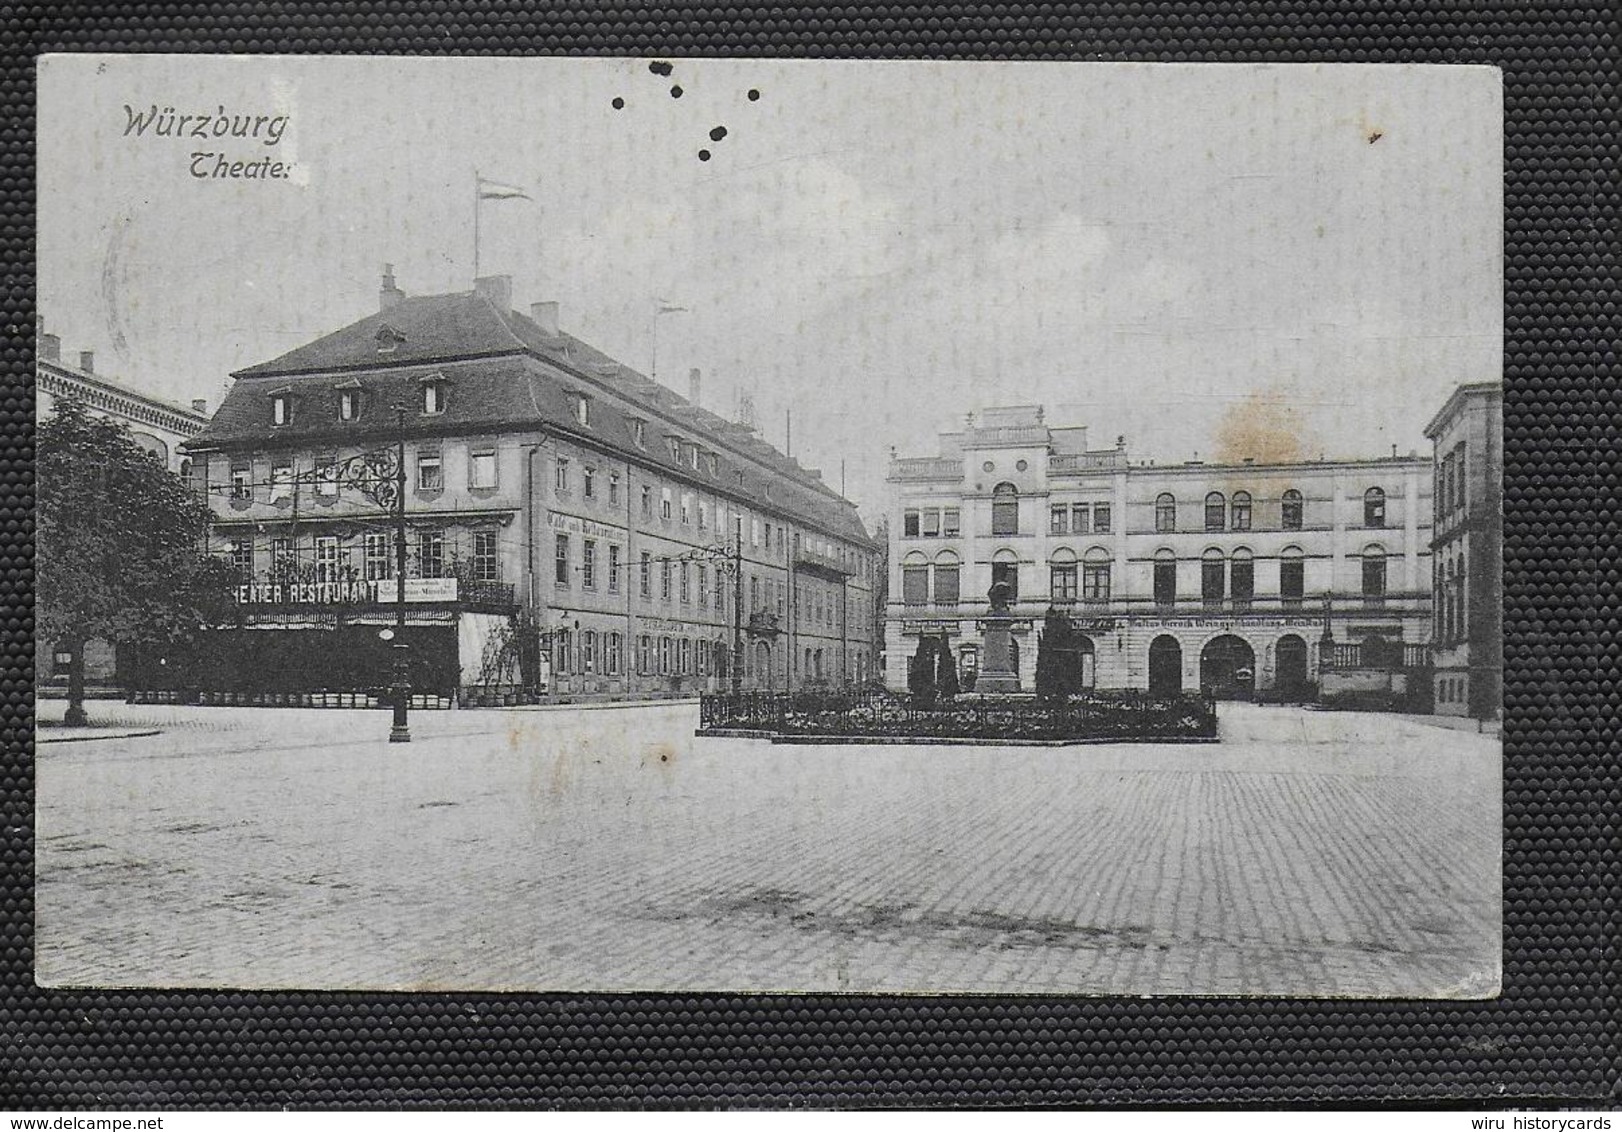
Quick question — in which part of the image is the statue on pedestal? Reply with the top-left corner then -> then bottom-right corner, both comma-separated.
977,579 -> 1021,693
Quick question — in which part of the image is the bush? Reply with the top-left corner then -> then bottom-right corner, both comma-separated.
908,636 -> 938,707
935,635 -> 960,701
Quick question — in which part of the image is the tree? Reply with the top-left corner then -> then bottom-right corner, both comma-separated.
908,635 -> 938,707
1035,608 -> 1075,702
37,399 -> 236,725
934,634 -> 960,700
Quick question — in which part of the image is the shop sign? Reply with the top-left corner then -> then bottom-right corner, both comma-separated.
1153,617 -> 1321,629
547,511 -> 624,540
234,577 -> 459,605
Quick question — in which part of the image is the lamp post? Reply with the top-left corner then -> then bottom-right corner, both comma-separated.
388,404 -> 412,743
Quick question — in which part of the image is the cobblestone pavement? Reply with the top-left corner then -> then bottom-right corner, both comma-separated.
35,700 -> 1500,996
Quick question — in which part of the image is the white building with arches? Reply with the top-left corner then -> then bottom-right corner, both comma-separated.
885,405 -> 1433,698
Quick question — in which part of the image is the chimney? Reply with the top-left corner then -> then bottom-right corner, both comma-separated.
380,263 -> 406,311
688,367 -> 702,407
79,350 -> 94,373
37,325 -> 60,363
530,301 -> 560,337
473,274 -> 512,311
191,398 -> 208,415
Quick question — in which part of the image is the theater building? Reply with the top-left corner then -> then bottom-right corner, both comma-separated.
1425,382 -> 1502,721
179,268 -> 878,703
885,405 -> 1433,698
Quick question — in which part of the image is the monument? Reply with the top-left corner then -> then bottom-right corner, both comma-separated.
976,580 -> 1021,693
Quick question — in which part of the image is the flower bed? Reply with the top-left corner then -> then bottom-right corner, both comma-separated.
700,689 -> 1218,743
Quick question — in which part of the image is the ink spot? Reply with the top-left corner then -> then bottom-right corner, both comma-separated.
649,61 -> 673,76
1367,130 -> 1383,144
670,85 -> 684,99
698,149 -> 711,161
709,125 -> 727,141
747,88 -> 760,101
612,96 -> 625,110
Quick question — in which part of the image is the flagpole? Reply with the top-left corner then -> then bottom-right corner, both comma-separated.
472,169 -> 481,281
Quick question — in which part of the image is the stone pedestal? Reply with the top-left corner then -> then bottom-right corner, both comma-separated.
977,615 -> 1020,693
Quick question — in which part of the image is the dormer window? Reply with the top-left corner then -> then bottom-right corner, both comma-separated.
572,393 -> 591,427
271,393 -> 291,426
706,453 -> 719,477
338,388 -> 361,422
376,324 -> 407,354
630,419 -> 646,448
422,379 -> 446,415
667,436 -> 682,462
688,445 -> 700,471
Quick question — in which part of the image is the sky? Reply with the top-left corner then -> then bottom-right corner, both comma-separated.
38,57 -> 1501,518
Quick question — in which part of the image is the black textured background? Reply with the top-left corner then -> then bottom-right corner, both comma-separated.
3,3 -> 1617,1110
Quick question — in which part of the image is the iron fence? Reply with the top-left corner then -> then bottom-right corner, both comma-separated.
699,687 -> 1218,742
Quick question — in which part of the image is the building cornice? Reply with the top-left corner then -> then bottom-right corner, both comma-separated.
38,362 -> 210,436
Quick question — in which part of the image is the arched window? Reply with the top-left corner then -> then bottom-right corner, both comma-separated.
1230,547 -> 1254,609
1364,487 -> 1387,528
1204,492 -> 1226,532
991,547 -> 1019,603
178,457 -> 195,492
933,549 -> 961,605
991,482 -> 1020,536
1153,548 -> 1177,608
1155,493 -> 1177,533
1361,543 -> 1387,603
1281,488 -> 1303,530
1201,548 -> 1226,607
1082,546 -> 1112,604
1279,545 -> 1305,608
901,551 -> 929,606
1231,491 -> 1252,531
1049,547 -> 1077,604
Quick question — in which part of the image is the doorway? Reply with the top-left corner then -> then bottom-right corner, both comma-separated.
1148,635 -> 1182,695
1200,634 -> 1256,698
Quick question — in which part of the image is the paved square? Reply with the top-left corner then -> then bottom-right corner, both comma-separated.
35,700 -> 1500,995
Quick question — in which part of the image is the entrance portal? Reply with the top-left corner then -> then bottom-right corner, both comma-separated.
1200,634 -> 1256,698
1148,635 -> 1182,695
1276,633 -> 1309,695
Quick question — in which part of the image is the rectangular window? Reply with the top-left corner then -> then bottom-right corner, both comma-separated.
921,509 -> 941,537
752,519 -> 761,548
269,459 -> 294,503
1049,505 -> 1068,536
991,494 -> 1019,536
315,455 -> 338,497
473,531 -> 499,583
271,395 -> 290,426
750,576 -> 760,612
470,450 -> 497,490
698,501 -> 709,531
660,488 -> 672,520
1071,504 -> 1090,535
631,420 -> 646,448
1082,562 -> 1111,602
315,536 -> 340,583
573,394 -> 590,427
681,492 -> 692,525
608,632 -> 622,676
582,467 -> 595,499
608,544 -> 621,594
1280,560 -> 1305,607
639,552 -> 651,598
339,388 -> 359,422
942,508 -> 961,537
903,509 -> 920,537
934,564 -> 960,605
582,539 -> 596,590
1202,559 -> 1225,607
697,563 -> 707,608
902,566 -> 929,606
423,382 -> 445,415
1362,555 -> 1387,599
417,450 -> 443,492
419,530 -> 445,579
680,561 -> 691,604
1050,564 -> 1077,602
1154,559 -> 1177,608
714,567 -> 725,609
608,473 -> 620,505
555,457 -> 569,495
364,532 -> 392,581
555,630 -> 572,675
582,630 -> 596,673
230,462 -> 253,501
230,538 -> 254,579
1092,504 -> 1111,534
269,537 -> 294,580
554,533 -> 570,586
661,559 -> 671,600
1230,558 -> 1254,609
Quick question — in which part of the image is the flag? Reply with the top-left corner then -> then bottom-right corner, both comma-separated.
477,176 -> 531,201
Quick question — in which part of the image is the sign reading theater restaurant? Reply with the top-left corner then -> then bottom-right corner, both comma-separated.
234,578 -> 459,605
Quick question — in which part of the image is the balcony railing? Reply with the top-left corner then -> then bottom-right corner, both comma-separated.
794,547 -> 856,579
1319,641 -> 1430,670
